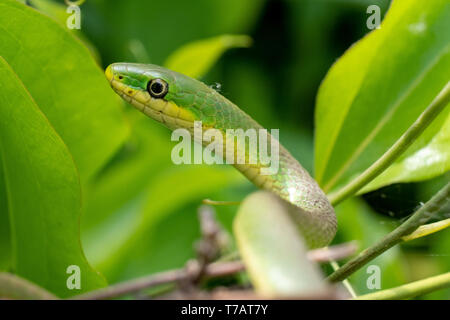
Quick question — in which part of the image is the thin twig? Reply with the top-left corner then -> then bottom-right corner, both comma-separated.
307,242 -> 358,263
329,261 -> 357,298
217,242 -> 358,264
355,272 -> 450,300
199,205 -> 221,239
71,241 -> 358,300
72,260 -> 245,300
328,82 -> 450,206
0,273 -> 59,300
192,205 -> 232,283
312,243 -> 360,298
328,182 -> 450,282
202,199 -> 241,206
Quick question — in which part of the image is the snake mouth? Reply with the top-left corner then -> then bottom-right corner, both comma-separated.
105,64 -> 197,128
104,64 -> 114,83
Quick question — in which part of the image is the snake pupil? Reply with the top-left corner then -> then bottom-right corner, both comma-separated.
148,79 -> 168,98
151,82 -> 163,93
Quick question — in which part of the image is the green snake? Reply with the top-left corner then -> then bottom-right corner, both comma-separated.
105,63 -> 337,249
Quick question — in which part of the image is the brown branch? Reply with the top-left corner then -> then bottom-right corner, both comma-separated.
0,273 -> 59,300
307,242 -> 358,263
72,260 -> 245,300
71,241 -> 357,300
72,204 -> 357,300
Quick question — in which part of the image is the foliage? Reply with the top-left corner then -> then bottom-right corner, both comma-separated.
315,0 -> 450,194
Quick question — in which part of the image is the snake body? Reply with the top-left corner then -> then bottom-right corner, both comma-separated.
105,63 -> 337,248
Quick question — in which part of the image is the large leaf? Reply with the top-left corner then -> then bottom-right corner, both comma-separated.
0,0 -> 128,183
0,57 -> 106,297
361,112 -> 450,193
315,0 -> 450,194
0,165 -> 11,271
27,0 -> 101,62
165,35 -> 252,79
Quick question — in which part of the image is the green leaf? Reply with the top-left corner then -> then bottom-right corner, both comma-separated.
0,165 -> 11,271
28,0 -> 101,62
0,0 -> 128,183
28,0 -> 70,24
361,112 -> 450,193
165,35 -> 252,78
315,0 -> 450,194
234,191 -> 327,296
0,56 -> 106,297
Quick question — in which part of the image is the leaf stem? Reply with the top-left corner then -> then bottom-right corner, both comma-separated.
328,182 -> 450,282
355,272 -> 450,300
328,82 -> 450,206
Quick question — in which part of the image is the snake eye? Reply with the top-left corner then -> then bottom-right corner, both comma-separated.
147,78 -> 168,98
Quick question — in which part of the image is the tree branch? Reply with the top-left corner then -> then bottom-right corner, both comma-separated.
328,182 -> 450,282
307,242 -> 358,263
0,273 -> 58,300
71,242 -> 357,300
72,260 -> 245,300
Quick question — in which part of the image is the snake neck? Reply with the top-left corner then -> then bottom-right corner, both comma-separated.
203,99 -> 337,247
186,93 -> 337,247
233,140 -> 337,248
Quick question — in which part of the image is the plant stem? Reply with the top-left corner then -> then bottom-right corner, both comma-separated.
72,242 -> 359,300
355,272 -> 450,300
328,182 -> 450,282
307,242 -> 358,263
330,261 -> 357,298
202,199 -> 241,206
328,82 -> 450,206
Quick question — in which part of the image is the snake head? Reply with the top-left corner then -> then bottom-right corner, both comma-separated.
105,63 -> 216,129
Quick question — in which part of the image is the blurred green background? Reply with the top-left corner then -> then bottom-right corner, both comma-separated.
24,0 -> 449,298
